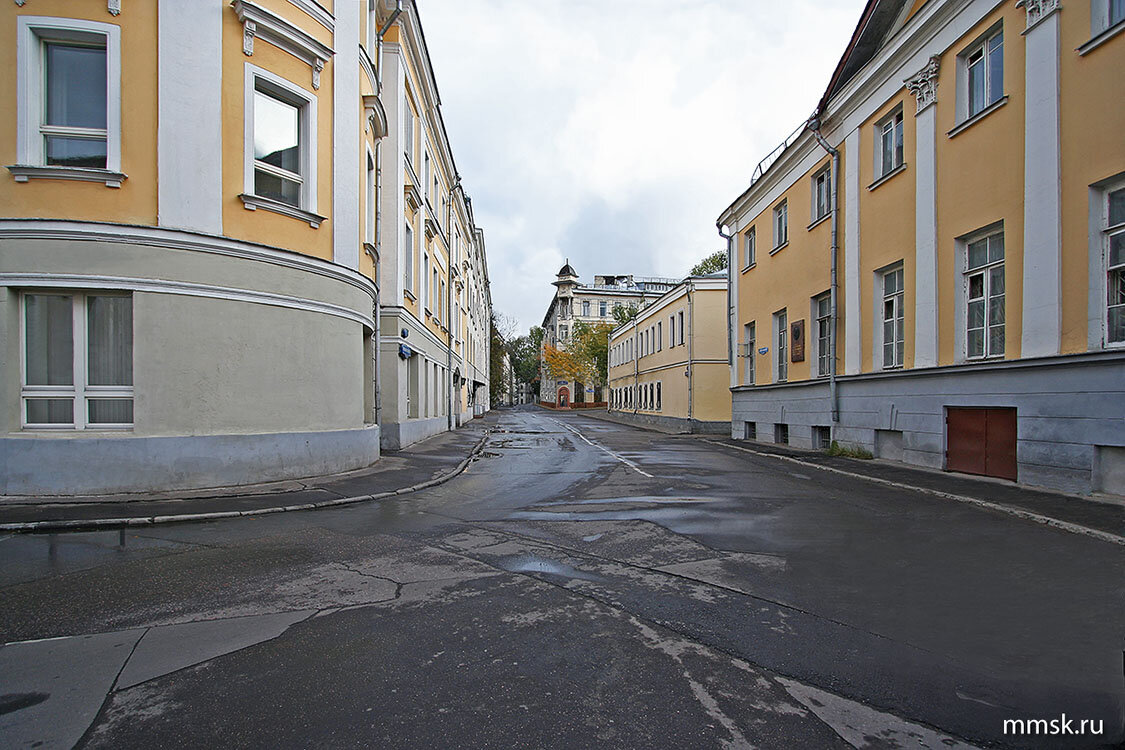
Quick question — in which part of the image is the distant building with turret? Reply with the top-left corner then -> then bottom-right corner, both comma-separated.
539,262 -> 677,407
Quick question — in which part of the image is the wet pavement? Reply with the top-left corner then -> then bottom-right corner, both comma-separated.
1,405 -> 1122,749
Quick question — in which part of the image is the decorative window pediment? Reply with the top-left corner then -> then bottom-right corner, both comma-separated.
363,94 -> 388,139
232,0 -> 334,90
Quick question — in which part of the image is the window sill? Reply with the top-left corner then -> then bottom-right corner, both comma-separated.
741,263 -> 756,274
8,164 -> 126,188
807,213 -> 830,231
239,193 -> 325,228
867,162 -> 907,191
947,96 -> 1009,139
770,241 -> 788,256
1078,19 -> 1125,55
403,289 -> 416,302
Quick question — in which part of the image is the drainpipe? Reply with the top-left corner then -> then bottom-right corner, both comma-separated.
632,316 -> 639,416
372,0 -> 402,428
808,115 -> 841,426
716,222 -> 734,371
686,279 -> 695,432
447,178 -> 461,431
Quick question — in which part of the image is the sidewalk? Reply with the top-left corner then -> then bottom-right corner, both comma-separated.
705,436 -> 1125,543
0,416 -> 496,532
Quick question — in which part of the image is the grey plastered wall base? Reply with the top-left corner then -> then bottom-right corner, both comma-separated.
380,415 -> 449,451
730,352 -> 1125,494
1,426 -> 380,495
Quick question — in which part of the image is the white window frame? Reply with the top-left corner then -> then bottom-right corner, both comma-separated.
811,167 -> 831,224
743,226 -> 756,269
812,293 -> 831,378
13,16 -> 123,187
403,219 -> 415,295
1103,180 -> 1125,346
773,200 -> 789,250
962,228 -> 1006,360
743,321 -> 755,385
242,64 -> 321,226
365,148 -> 376,245
657,321 -> 662,351
774,309 -> 788,382
874,107 -> 904,180
875,264 -> 906,369
582,300 -> 590,317
599,301 -> 607,318
677,310 -> 685,346
956,25 -> 1004,123
20,291 -> 133,431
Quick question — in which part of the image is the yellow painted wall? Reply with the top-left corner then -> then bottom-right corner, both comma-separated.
1059,8 -> 1125,353
735,150 -> 841,385
1,1 -> 158,225
221,6 -> 333,261
934,2 -> 1026,364
858,95 -> 916,372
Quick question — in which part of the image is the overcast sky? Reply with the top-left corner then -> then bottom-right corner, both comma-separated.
420,0 -> 868,335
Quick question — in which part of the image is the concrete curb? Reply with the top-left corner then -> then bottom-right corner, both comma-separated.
0,430 -> 493,533
704,439 -> 1125,547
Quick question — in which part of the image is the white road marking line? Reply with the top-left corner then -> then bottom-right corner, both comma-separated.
549,418 -> 655,478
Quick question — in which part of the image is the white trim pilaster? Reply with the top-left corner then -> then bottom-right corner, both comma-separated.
332,0 -> 361,270
1020,2 -> 1063,357
908,57 -> 940,368
158,0 -> 223,234
843,127 -> 862,374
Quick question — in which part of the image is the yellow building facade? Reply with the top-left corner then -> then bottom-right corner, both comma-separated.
608,275 -> 731,433
719,0 -> 1124,494
375,2 -> 492,449
0,0 -> 487,493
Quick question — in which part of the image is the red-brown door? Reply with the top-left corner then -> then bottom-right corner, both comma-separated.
946,407 -> 1017,481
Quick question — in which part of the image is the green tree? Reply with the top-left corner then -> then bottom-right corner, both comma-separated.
569,320 -> 613,386
611,303 -> 638,325
489,316 -> 506,404
690,249 -> 728,276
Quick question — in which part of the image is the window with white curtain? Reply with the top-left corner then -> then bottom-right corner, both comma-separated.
15,17 -> 122,183
22,292 -> 133,429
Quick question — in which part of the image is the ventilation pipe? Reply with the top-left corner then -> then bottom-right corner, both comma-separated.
808,114 -> 840,425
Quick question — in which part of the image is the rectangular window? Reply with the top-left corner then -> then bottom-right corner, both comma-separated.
775,310 -> 788,382
812,168 -> 831,223
677,311 -> 685,346
1106,186 -> 1125,343
404,103 -> 414,163
814,294 -> 831,377
403,222 -> 414,292
965,232 -> 1005,358
876,109 -> 904,178
773,201 -> 789,249
656,382 -> 661,411
1113,0 -> 1125,26
22,292 -> 133,429
16,17 -> 121,179
669,315 -> 676,345
366,152 -> 376,245
599,301 -> 607,317
966,29 -> 1003,118
657,321 -> 662,351
560,325 -> 568,340
743,322 -> 755,385
744,227 -> 756,267
582,300 -> 590,317
431,267 -> 438,314
882,268 -> 905,368
253,87 -> 303,207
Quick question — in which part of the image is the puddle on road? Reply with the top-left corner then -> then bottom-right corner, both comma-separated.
497,554 -> 604,582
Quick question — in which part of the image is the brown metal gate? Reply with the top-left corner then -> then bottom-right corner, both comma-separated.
945,407 -> 1017,481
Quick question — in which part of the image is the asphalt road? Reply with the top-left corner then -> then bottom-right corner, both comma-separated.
2,406 -> 1123,749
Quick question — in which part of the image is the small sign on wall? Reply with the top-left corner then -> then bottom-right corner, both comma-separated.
790,319 -> 805,362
